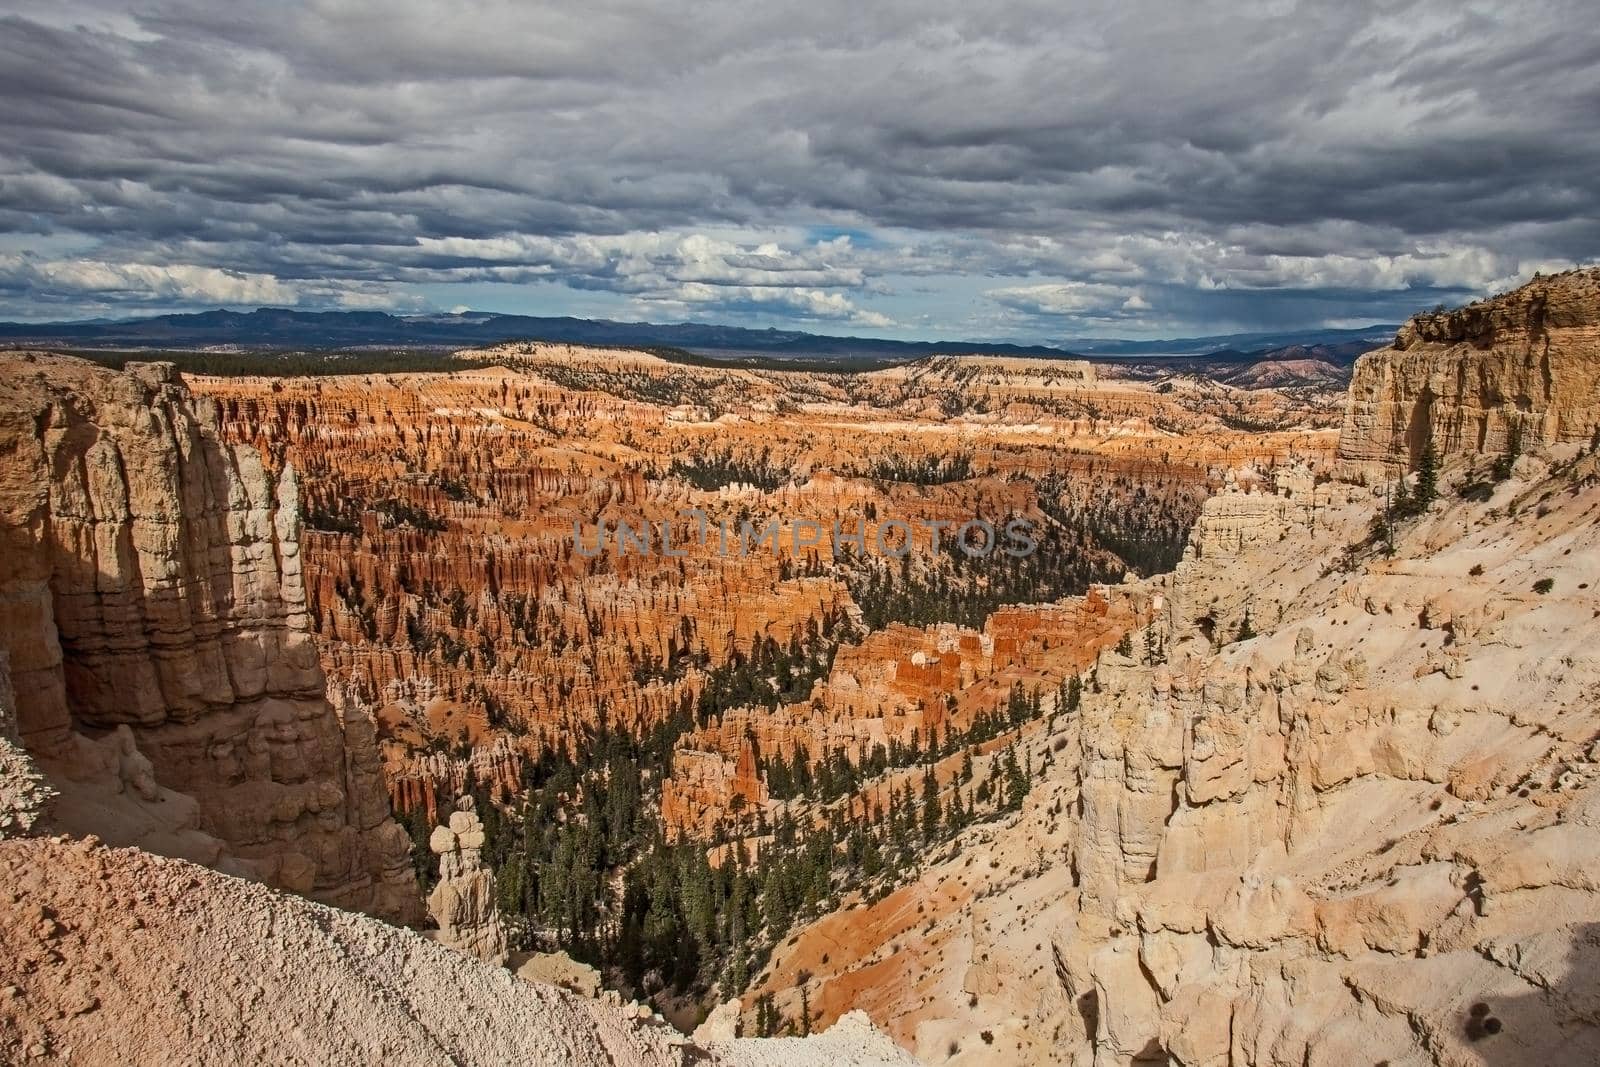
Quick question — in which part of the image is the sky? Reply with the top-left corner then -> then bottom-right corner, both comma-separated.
0,0 -> 1596,342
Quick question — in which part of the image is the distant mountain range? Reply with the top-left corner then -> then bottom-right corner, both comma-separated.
1063,323 -> 1400,358
0,307 -> 1071,362
0,306 -> 1400,367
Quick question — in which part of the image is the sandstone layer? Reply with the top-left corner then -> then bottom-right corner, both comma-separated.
0,354 -> 419,921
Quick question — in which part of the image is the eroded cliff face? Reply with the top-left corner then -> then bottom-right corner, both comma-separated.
1339,267 -> 1600,477
0,354 -> 419,922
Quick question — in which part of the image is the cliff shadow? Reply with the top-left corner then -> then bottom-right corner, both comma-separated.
1454,921 -> 1600,1066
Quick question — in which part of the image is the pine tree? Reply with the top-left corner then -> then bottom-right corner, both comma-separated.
727,862 -> 750,991
1237,607 -> 1256,642
762,864 -> 791,936
1003,746 -> 1028,810
1373,483 -> 1396,556
1006,682 -> 1027,724
1415,441 -> 1439,511
921,765 -> 942,841
619,912 -> 645,992
395,806 -> 439,893
792,745 -> 813,797
756,993 -> 778,1038
767,757 -> 793,800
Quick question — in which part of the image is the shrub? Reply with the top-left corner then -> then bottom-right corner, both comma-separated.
1236,608 -> 1257,642
1492,424 -> 1523,481
1468,563 -> 1484,577
1533,578 -> 1554,594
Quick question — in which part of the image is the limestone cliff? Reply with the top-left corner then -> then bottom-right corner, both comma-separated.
0,354 -> 419,922
1339,267 -> 1600,476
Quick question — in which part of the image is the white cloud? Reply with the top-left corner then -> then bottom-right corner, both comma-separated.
34,260 -> 297,304
640,280 -> 895,328
985,281 -> 1144,316
0,255 -> 409,310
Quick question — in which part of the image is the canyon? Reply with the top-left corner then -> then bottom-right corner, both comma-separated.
1,268 -> 1598,1065
190,342 -> 1331,838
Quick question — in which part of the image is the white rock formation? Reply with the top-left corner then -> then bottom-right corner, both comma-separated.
0,354 -> 419,921
428,794 -> 510,965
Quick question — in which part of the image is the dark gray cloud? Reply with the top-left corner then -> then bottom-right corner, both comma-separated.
0,0 -> 1594,336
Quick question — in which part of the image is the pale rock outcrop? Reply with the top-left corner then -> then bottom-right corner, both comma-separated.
760,436 -> 1600,1065
514,951 -> 603,997
428,794 -> 509,964
699,1010 -> 919,1067
0,653 -> 55,838
1047,446 -> 1600,1065
1168,462 -> 1356,648
0,354 -> 420,921
693,999 -> 744,1044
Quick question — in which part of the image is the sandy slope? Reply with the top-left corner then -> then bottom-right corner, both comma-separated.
0,834 -> 916,1066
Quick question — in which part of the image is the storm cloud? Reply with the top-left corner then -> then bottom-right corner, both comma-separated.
0,0 -> 1595,338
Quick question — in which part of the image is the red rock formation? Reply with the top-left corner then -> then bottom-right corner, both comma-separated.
662,586 -> 1149,840
190,354 -> 1336,829
388,736 -> 527,825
